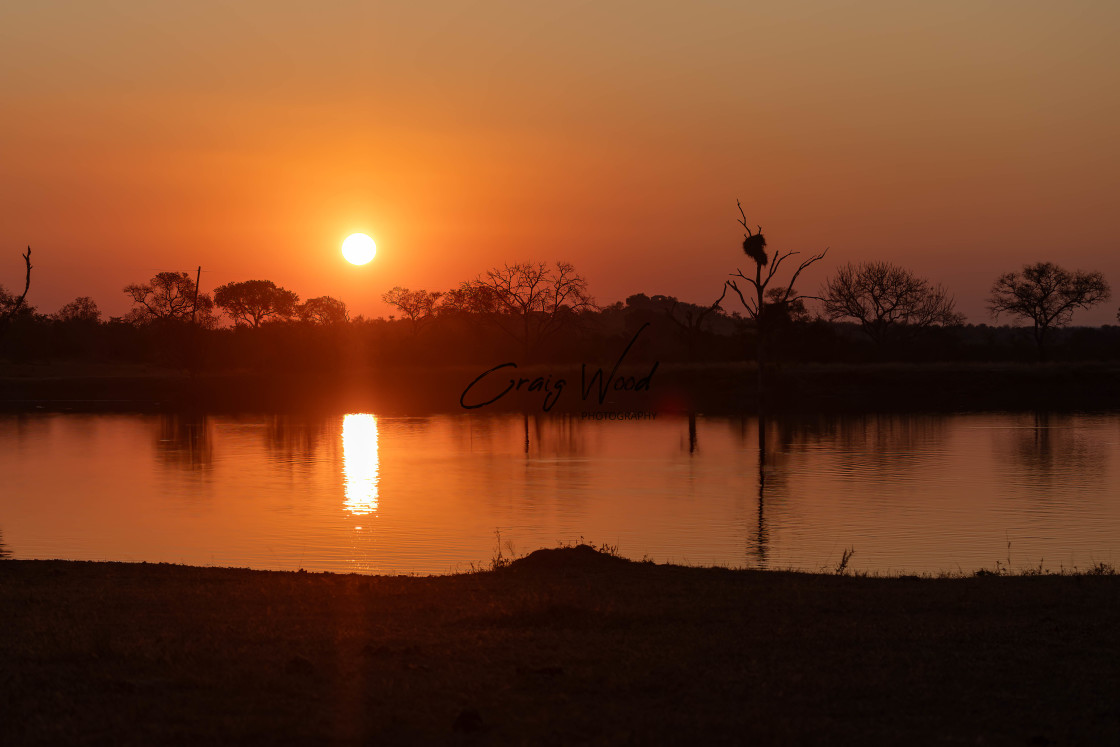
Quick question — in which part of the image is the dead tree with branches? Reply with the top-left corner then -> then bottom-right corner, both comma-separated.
725,203 -> 826,397
0,247 -> 33,342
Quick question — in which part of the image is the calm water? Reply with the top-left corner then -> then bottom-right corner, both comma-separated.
1,411 -> 1118,575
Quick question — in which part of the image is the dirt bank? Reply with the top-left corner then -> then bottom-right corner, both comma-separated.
2,549 -> 1118,744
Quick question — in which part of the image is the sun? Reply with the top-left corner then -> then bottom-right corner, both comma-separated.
342,233 -> 376,265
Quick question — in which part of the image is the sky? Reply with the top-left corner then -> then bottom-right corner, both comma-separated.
2,1 -> 1119,325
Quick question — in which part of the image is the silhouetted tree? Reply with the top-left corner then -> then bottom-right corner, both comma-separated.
725,202 -> 826,392
988,262 -> 1110,361
53,296 -> 102,323
298,295 -> 349,325
214,280 -> 299,328
667,289 -> 729,359
626,292 -> 727,359
124,271 -> 216,327
0,246 -> 32,339
439,282 -> 502,316
761,288 -> 811,324
821,261 -> 963,347
472,261 -> 596,358
381,287 -> 443,333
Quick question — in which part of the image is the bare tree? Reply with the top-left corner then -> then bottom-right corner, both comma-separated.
473,261 -> 596,358
989,262 -> 1110,361
821,261 -> 963,347
214,280 -> 300,328
124,271 -> 216,327
0,246 -> 32,337
725,202 -> 826,390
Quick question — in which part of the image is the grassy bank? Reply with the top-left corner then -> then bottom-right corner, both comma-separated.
3,361 -> 1120,414
2,548 -> 1118,744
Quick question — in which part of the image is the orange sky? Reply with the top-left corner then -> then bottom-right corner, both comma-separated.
2,1 -> 1119,324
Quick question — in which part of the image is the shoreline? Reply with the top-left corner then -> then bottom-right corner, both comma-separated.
3,549 -> 1118,744
4,551 -> 1116,580
3,360 -> 1120,414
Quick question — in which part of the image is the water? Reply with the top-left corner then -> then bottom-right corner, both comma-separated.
1,411 -> 1118,575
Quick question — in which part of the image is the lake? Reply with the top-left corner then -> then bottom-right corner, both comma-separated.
1,411 -> 1118,575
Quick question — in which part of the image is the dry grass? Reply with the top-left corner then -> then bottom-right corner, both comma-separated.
2,550 -> 1118,745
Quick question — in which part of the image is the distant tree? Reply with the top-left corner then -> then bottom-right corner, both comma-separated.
298,295 -> 349,325
820,261 -> 964,347
762,287 -> 811,324
381,287 -> 443,333
472,261 -> 596,357
0,246 -> 33,337
213,280 -> 300,328
988,262 -> 1111,361
0,286 -> 31,317
124,271 -> 216,327
53,296 -> 102,323
725,202 -> 826,390
439,282 -> 502,316
626,291 -> 727,359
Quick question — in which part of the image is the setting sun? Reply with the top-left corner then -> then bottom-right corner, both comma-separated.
341,233 -> 376,265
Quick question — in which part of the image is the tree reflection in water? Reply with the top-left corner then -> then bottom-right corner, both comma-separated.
494,413 -> 586,458
265,415 -> 331,464
155,414 -> 212,470
753,415 -> 769,567
1007,411 -> 1107,490
738,415 -> 831,570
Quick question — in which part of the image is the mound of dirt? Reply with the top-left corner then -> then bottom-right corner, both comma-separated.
508,545 -> 632,571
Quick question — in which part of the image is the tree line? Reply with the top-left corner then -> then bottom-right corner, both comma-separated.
2,208 -> 1117,367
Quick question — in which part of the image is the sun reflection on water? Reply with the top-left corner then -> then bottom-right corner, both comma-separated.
342,413 -> 379,516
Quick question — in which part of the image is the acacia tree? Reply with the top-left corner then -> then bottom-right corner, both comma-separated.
472,261 -> 596,358
725,202 -> 826,390
988,262 -> 1110,361
298,295 -> 349,325
124,271 -> 216,327
381,287 -> 443,333
213,280 -> 300,328
821,261 -> 963,347
53,296 -> 102,323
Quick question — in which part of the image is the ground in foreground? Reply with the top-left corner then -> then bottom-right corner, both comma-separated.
2,548 -> 1118,745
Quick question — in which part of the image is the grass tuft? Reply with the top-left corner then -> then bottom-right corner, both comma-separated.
834,546 -> 856,575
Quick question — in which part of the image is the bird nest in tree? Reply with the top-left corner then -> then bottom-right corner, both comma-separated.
742,233 -> 768,266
